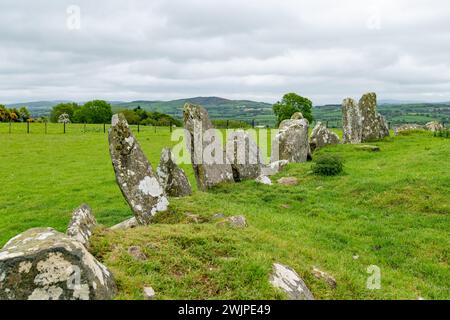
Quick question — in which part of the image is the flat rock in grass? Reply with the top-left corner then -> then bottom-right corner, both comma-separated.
309,122 -> 340,153
271,119 -> 309,163
128,246 -> 147,261
269,263 -> 314,300
225,130 -> 263,181
312,267 -> 337,289
211,213 -> 226,221
261,160 -> 289,176
217,215 -> 248,229
277,177 -> 299,186
394,123 -> 425,136
356,145 -> 380,152
108,113 -> 169,225
183,103 -> 234,191
110,217 -> 138,230
66,204 -> 96,248
0,227 -> 116,300
156,148 -> 192,197
143,287 -> 156,300
255,175 -> 272,185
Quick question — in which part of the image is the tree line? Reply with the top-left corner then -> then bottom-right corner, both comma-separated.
0,105 -> 31,122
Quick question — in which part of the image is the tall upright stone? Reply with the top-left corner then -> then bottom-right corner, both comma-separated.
360,92 -> 381,141
225,130 -> 263,181
377,114 -> 390,139
271,119 -> 309,163
156,148 -> 192,197
183,103 -> 234,191
342,98 -> 362,144
108,113 -> 169,225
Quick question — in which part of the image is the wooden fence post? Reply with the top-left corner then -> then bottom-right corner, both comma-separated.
9,121 -> 11,134
27,121 -> 30,134
103,123 -> 106,133
63,122 -> 66,134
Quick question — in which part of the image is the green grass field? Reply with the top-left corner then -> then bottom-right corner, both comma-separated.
0,123 -> 449,300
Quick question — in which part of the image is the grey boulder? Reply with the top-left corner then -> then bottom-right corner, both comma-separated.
156,148 -> 192,197
309,122 -> 340,152
271,119 -> 309,163
0,228 -> 116,300
269,263 -> 314,300
66,204 -> 96,248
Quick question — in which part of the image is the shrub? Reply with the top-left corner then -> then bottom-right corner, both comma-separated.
312,154 -> 344,176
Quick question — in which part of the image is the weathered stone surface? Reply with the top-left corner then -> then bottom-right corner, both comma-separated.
269,263 -> 314,300
291,112 -> 303,120
277,177 -> 299,186
271,119 -> 309,163
156,148 -> 192,197
312,267 -> 337,289
255,175 -> 272,185
109,113 -> 169,225
0,228 -> 116,300
183,103 -> 234,191
425,121 -> 443,132
359,92 -> 382,141
309,122 -> 340,152
128,246 -> 147,261
217,216 -> 248,229
143,287 -> 156,300
211,213 -> 226,220
226,130 -> 263,181
342,98 -> 362,144
261,160 -> 289,176
343,93 -> 389,143
66,204 -> 96,248
110,217 -> 138,230
394,123 -> 425,136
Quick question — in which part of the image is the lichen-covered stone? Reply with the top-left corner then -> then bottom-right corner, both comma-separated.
269,263 -> 314,300
156,148 -> 192,197
66,204 -> 96,248
255,175 -> 272,185
271,119 -> 309,163
225,130 -> 263,181
261,160 -> 289,176
290,112 -> 303,120
359,92 -> 382,141
217,215 -> 248,229
108,113 -> 169,225
183,103 -> 234,191
425,121 -> 443,132
377,114 -> 390,139
0,228 -> 116,300
110,217 -> 138,230
342,98 -> 362,144
394,123 -> 425,136
309,122 -> 340,152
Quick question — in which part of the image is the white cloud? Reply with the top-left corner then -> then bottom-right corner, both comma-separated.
0,0 -> 449,104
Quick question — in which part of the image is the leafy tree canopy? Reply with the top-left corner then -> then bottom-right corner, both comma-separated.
273,93 -> 313,126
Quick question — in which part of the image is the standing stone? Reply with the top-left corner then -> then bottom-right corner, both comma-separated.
0,228 -> 116,300
183,103 -> 234,191
377,114 -> 390,139
156,148 -> 192,197
309,122 -> 340,152
108,113 -> 169,225
66,204 -> 97,248
271,119 -> 309,163
342,98 -> 362,144
225,130 -> 263,181
359,92 -> 382,141
269,263 -> 314,300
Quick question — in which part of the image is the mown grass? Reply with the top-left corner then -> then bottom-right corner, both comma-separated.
0,123 -> 449,299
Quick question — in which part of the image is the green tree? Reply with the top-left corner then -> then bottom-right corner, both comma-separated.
122,109 -> 141,124
273,93 -> 313,126
78,100 -> 112,124
18,107 -> 31,122
50,103 -> 79,123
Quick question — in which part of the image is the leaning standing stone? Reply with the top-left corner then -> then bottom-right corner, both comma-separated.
156,148 -> 192,197
269,263 -> 314,300
108,113 -> 169,225
0,228 -> 116,300
183,103 -> 234,191
271,119 -> 309,163
66,204 -> 97,248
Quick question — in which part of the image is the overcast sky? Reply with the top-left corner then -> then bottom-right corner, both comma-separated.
1,0 -> 450,104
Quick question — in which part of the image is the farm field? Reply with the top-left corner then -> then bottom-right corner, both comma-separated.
0,123 -> 449,299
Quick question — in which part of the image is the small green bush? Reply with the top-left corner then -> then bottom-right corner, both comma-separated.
312,154 -> 344,176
